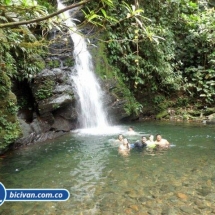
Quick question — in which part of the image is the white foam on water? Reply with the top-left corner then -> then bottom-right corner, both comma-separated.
73,125 -> 125,136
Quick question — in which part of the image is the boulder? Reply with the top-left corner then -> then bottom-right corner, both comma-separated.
206,113 -> 215,124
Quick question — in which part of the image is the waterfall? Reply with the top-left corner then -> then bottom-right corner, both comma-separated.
57,1 -> 109,129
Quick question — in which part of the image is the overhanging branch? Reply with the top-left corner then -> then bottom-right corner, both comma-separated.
0,0 -> 91,28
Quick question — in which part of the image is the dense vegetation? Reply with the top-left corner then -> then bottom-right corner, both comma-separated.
0,0 -> 49,149
95,0 -> 215,116
0,0 -> 214,149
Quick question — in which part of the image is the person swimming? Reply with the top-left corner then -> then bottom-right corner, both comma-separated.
119,138 -> 131,150
132,136 -> 148,151
146,134 -> 156,149
118,138 -> 131,156
116,134 -> 124,143
155,134 -> 170,148
127,126 -> 137,135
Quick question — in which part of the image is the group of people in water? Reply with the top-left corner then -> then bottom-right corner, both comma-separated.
117,127 -> 170,156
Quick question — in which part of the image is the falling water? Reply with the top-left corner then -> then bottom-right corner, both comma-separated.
57,1 -> 109,129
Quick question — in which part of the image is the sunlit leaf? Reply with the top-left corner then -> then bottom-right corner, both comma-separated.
101,9 -> 107,18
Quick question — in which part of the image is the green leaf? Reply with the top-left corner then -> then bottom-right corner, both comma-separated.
101,9 -> 107,18
101,0 -> 113,7
88,14 -> 99,22
3,0 -> 11,5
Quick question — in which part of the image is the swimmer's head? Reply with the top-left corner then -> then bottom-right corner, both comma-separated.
142,136 -> 147,142
156,134 -> 162,141
149,134 -> 154,141
128,127 -> 134,131
118,134 -> 123,141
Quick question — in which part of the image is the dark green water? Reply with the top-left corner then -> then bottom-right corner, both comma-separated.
0,121 -> 215,215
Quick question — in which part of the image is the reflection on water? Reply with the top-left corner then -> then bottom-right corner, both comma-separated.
0,121 -> 215,214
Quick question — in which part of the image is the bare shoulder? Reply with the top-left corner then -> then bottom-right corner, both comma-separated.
164,139 -> 170,144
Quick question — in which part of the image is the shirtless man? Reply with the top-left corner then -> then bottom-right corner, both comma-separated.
155,134 -> 170,148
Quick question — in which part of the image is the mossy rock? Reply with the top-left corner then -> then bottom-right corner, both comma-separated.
0,118 -> 22,150
46,59 -> 61,69
0,92 -> 18,121
204,108 -> 215,116
0,71 -> 11,97
64,57 -> 74,67
0,29 -> 7,42
0,91 -> 22,151
34,79 -> 55,101
0,121 -> 22,150
91,40 -> 114,79
156,110 -> 168,120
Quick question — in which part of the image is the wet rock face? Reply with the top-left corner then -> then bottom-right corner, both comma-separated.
102,79 -> 131,123
13,30 -> 71,146
31,68 -> 75,114
14,67 -> 78,148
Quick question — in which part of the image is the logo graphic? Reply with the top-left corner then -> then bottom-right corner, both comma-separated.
0,182 -> 6,206
0,182 -> 70,206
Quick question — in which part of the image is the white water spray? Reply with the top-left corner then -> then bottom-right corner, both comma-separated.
57,1 -> 110,130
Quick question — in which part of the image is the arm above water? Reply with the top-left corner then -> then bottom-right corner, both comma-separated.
155,139 -> 170,148
164,139 -> 170,148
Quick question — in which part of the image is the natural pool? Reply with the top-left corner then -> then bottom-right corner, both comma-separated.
0,121 -> 215,215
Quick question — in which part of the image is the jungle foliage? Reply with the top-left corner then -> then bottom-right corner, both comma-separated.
0,0 -> 214,151
0,0 -> 51,150
0,0 -> 215,121
99,0 -> 215,114
0,0 -> 113,150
